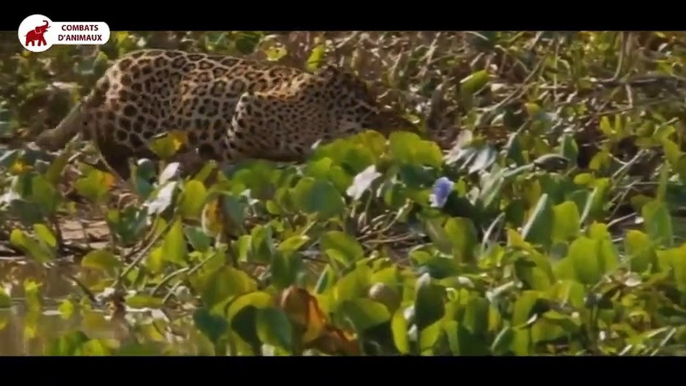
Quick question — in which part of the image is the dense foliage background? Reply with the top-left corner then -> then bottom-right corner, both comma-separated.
1,31 -> 686,356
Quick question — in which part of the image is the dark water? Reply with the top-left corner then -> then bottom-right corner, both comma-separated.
0,258 -> 211,356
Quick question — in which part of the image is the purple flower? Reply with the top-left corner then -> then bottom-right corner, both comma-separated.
429,177 -> 455,208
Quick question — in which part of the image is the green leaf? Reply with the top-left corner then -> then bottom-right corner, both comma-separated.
306,42 -> 326,71
341,298 -> 392,332
291,177 -> 345,220
162,219 -> 187,265
46,331 -> 90,356
185,226 -> 212,253
226,291 -> 273,324
414,273 -> 446,331
566,236 -> 618,285
180,180 -> 208,220
559,134 -> 579,167
81,250 -> 122,272
334,265 -> 372,304
460,70 -> 490,95
74,169 -> 112,203
642,200 -> 673,248
0,288 -> 11,309
321,231 -> 364,267
58,300 -> 74,319
45,151 -> 70,185
423,217 -> 453,256
270,250 -> 302,290
33,224 -> 57,249
198,266 -> 258,312
512,290 -> 541,327
625,230 -> 657,273
599,116 -> 613,136
256,307 -> 293,353
462,297 -> 491,335
671,256 -> 686,294
31,175 -> 60,215
491,326 -> 515,355
115,342 -> 162,356
10,229 -> 53,263
193,306 -> 228,345
389,131 -> 443,168
522,193 -> 554,249
125,295 -> 164,309
79,339 -> 111,356
443,217 -> 478,264
552,200 -> 581,242
391,308 -> 410,354
277,235 -> 310,254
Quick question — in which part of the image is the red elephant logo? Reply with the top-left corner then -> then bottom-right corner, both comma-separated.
25,20 -> 50,47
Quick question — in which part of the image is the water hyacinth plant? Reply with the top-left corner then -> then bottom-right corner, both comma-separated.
0,31 -> 686,357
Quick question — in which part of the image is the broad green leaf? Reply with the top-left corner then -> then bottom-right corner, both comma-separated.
115,342 -> 162,356
306,42 -> 326,71
462,297 -> 490,335
531,316 -> 568,345
125,295 -> 164,309
291,177 -> 345,220
33,224 -> 57,249
522,193 -> 554,249
162,219 -> 187,265
559,134 -> 579,167
444,320 -> 460,355
321,231 -> 364,267
625,230 -> 657,273
74,169 -> 113,203
391,308 -> 410,354
81,250 -> 122,272
193,306 -> 228,345
46,331 -> 90,356
270,251 -> 302,290
419,320 -> 443,353
552,200 -> 581,242
389,132 -> 443,168
31,176 -> 60,214
79,339 -> 111,356
199,266 -> 258,312
599,116 -> 613,136
460,70 -> 489,95
180,180 -> 208,220
45,151 -> 70,184
642,200 -> 673,248
277,235 -> 310,254
0,288 -> 11,309
256,307 -> 293,353
444,217 -> 478,264
512,290 -> 540,327
10,229 -> 53,263
185,226 -> 212,252
491,326 -> 514,355
58,300 -> 74,319
341,298 -> 391,332
414,273 -> 446,331
334,264 -> 372,304
565,236 -> 617,285
226,291 -> 273,324
670,244 -> 686,292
